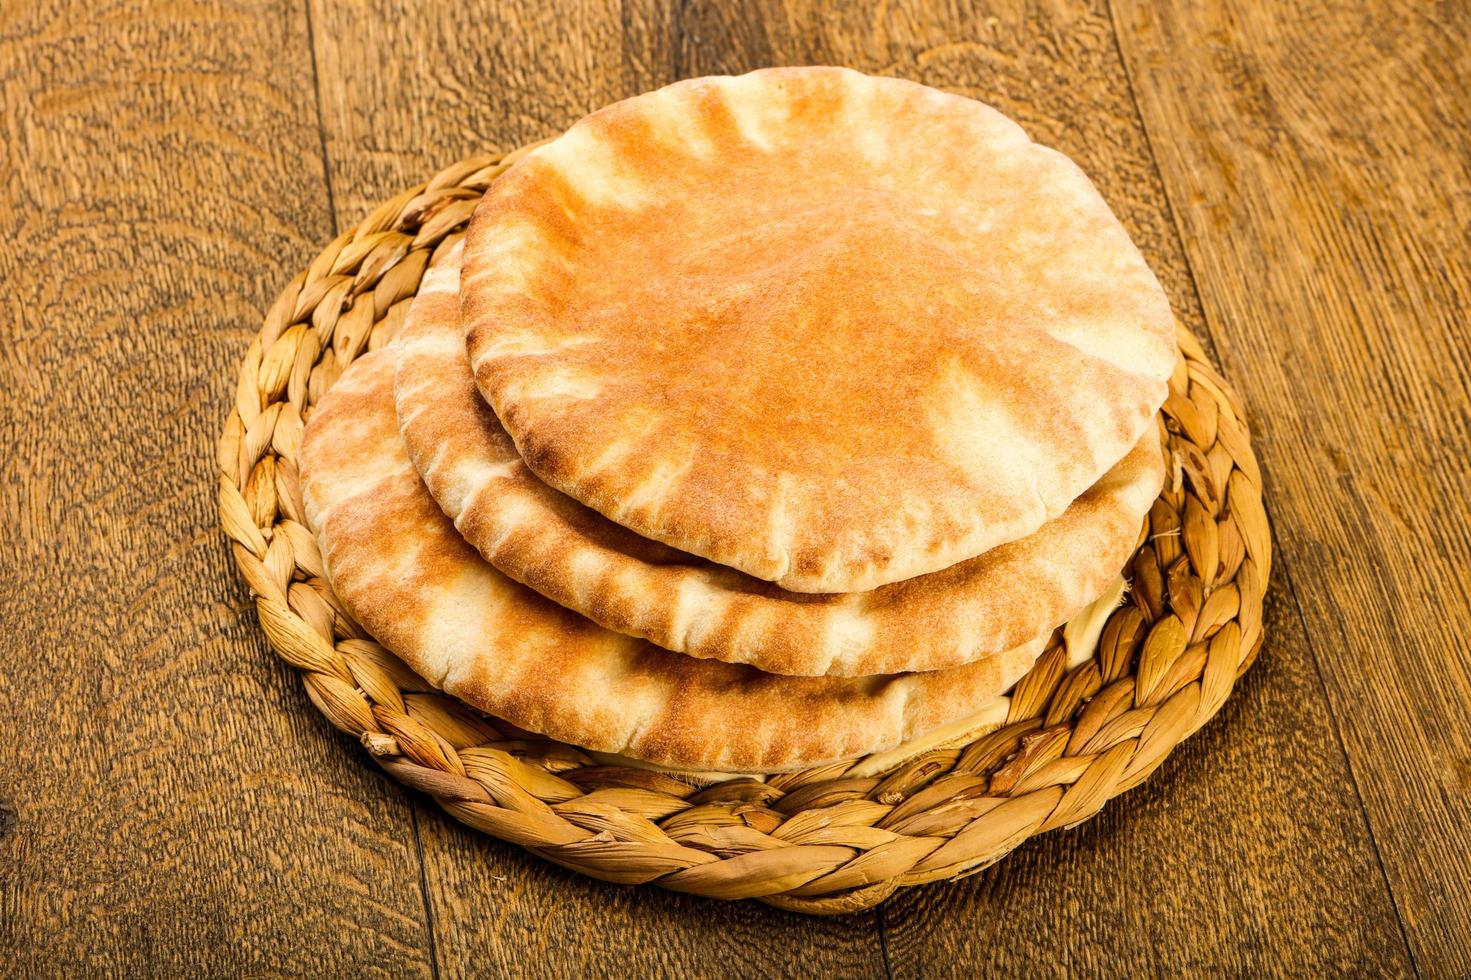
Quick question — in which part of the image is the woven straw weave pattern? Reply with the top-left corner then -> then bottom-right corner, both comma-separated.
216,146 -> 1271,914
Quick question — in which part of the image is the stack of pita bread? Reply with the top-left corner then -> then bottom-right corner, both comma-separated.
300,67 -> 1176,776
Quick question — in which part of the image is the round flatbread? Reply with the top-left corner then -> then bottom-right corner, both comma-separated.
396,245 -> 1163,677
462,66 -> 1176,593
303,349 -> 1044,773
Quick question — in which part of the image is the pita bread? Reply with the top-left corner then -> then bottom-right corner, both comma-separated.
302,349 -> 1044,773
396,245 -> 1163,676
462,66 -> 1176,593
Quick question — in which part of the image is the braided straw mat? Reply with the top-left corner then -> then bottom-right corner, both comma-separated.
216,145 -> 1272,914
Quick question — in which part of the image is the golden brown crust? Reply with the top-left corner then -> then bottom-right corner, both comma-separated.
462,67 -> 1175,593
303,350 -> 1043,773
397,246 -> 1163,676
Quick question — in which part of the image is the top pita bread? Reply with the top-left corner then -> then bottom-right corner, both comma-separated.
462,66 -> 1176,593
303,349 -> 1044,773
398,245 -> 1164,676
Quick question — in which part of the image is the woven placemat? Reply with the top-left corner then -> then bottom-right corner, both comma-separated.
216,145 -> 1271,914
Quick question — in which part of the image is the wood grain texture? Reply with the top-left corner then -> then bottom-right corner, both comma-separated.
2,0 -> 1468,973
308,0 -> 679,225
1115,0 -> 1471,973
0,2 -> 433,976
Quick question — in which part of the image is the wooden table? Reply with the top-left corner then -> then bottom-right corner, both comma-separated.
3,1 -> 1468,975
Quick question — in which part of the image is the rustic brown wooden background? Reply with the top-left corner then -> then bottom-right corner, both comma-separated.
2,0 -> 1468,976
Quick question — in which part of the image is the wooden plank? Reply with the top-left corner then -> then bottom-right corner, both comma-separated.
0,2 -> 432,974
678,0 -> 1415,973
303,1 -> 887,974
309,0 -> 680,225
1114,0 -> 1471,973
